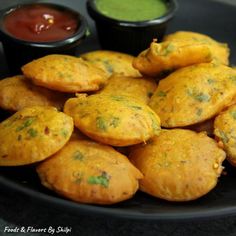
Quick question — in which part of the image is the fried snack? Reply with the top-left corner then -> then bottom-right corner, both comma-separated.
0,75 -> 69,111
21,54 -> 108,93
81,50 -> 140,77
37,139 -> 143,205
0,106 -> 73,166
97,74 -> 157,104
133,40 -> 212,77
164,31 -> 229,65
149,63 -> 236,127
214,104 -> 236,166
64,94 -> 161,146
129,129 -> 226,202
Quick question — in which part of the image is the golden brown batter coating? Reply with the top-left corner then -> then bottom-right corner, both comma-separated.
81,50 -> 140,77
0,106 -> 73,166
37,139 -> 143,205
133,40 -> 212,77
21,54 -> 108,93
214,104 -> 236,166
0,75 -> 68,111
98,74 -> 157,104
129,129 -> 226,201
164,31 -> 229,65
64,94 -> 161,146
149,63 -> 236,127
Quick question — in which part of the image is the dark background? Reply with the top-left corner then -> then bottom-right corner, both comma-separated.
1,0 -> 236,235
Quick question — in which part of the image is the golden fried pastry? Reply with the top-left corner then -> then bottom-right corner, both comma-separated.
214,104 -> 236,166
0,106 -> 73,166
149,63 -> 236,127
81,50 -> 140,77
21,54 -> 108,93
129,129 -> 226,201
37,139 -> 143,205
0,75 -> 69,111
164,31 -> 229,65
64,94 -> 161,146
133,40 -> 212,77
97,74 -> 157,104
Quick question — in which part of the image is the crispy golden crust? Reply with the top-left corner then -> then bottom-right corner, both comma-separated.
21,55 -> 108,93
214,104 -> 236,166
97,74 -> 157,104
129,129 -> 226,201
0,75 -> 69,111
37,139 -> 143,205
164,31 -> 229,65
149,63 -> 236,127
81,50 -> 141,77
0,106 -> 73,166
64,94 -> 161,146
133,40 -> 212,77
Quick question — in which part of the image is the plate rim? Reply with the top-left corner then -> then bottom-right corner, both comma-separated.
1,175 -> 236,221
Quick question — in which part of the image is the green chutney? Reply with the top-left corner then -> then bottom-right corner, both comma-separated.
95,0 -> 168,22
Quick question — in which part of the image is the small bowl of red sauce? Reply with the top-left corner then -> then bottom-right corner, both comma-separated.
0,2 -> 88,73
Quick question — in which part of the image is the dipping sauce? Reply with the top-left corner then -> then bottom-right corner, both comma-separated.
95,0 -> 168,22
3,4 -> 79,42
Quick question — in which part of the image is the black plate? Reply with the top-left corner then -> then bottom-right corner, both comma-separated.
1,0 -> 236,220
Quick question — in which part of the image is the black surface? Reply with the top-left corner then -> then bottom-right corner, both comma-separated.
0,2 -> 88,74
1,0 -> 236,224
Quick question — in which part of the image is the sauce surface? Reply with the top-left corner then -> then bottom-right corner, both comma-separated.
95,0 -> 168,22
4,5 -> 79,42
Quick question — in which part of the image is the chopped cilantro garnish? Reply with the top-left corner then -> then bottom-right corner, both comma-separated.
110,117 -> 120,128
110,95 -> 125,101
16,117 -> 35,132
129,105 -> 142,110
187,89 -> 210,102
73,150 -> 84,161
218,130 -> 229,144
230,111 -> 236,120
103,60 -> 113,74
149,111 -> 160,133
196,108 -> 203,116
195,93 -> 210,102
27,128 -> 38,137
157,91 -> 167,97
61,129 -> 68,138
207,78 -> 215,84
96,117 -> 107,131
87,172 -> 110,188
161,43 -> 175,56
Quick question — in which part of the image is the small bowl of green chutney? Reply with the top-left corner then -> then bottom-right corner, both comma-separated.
87,0 -> 178,55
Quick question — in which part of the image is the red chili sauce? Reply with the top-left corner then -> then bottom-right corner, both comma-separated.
3,5 -> 79,42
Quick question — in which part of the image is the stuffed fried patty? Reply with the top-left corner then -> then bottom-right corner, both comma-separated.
0,75 -> 68,111
37,138 -> 143,204
81,50 -> 140,77
22,54 -> 108,93
129,129 -> 225,201
0,106 -> 73,166
64,94 -> 161,146
149,63 -> 236,127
